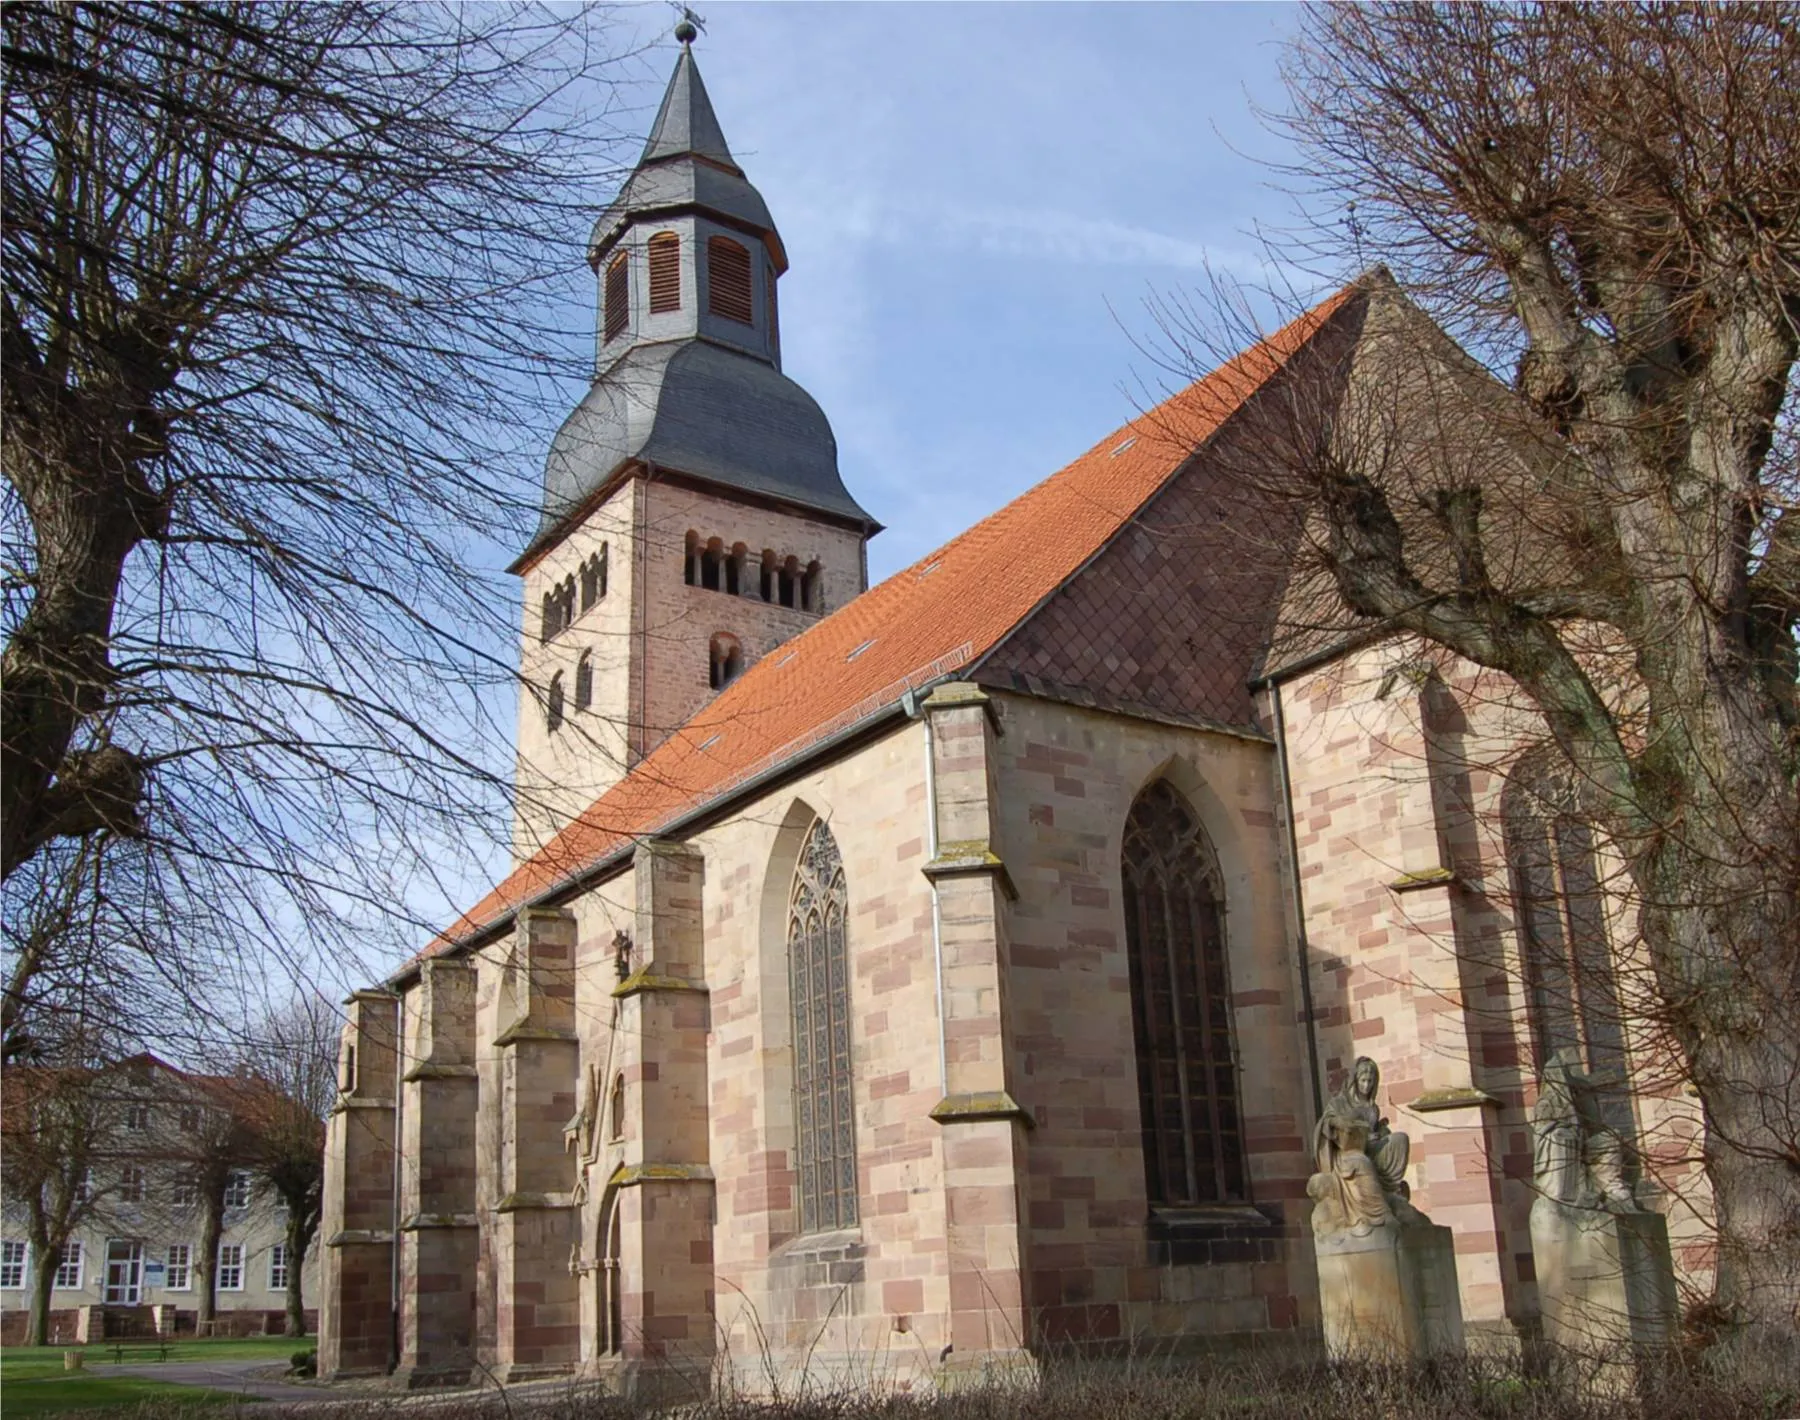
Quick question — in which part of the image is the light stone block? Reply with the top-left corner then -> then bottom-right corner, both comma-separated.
1530,1200 -> 1677,1357
1314,1221 -> 1465,1361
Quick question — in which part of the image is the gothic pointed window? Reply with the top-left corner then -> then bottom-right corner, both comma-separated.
1503,755 -> 1630,1096
604,252 -> 630,342
1121,780 -> 1246,1207
648,232 -> 681,313
574,651 -> 593,712
789,818 -> 857,1232
707,236 -> 753,324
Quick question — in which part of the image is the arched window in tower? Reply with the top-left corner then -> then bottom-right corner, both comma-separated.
540,591 -> 556,643
598,1197 -> 622,1355
700,538 -> 724,592
580,546 -> 608,612
604,252 -> 630,342
1121,780 -> 1246,1206
1502,754 -> 1630,1087
726,543 -> 746,597
707,236 -> 754,324
777,555 -> 800,609
574,651 -> 593,712
708,634 -> 743,691
545,671 -> 566,734
648,232 -> 681,313
789,817 -> 857,1232
759,549 -> 776,603
801,560 -> 822,614
684,531 -> 699,586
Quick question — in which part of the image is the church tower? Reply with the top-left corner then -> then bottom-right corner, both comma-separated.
511,29 -> 879,858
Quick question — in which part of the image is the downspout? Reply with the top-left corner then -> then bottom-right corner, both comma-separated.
1270,681 -> 1325,1121
388,994 -> 403,1374
902,689 -> 949,1096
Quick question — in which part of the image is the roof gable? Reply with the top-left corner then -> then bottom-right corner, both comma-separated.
427,281 -> 1366,959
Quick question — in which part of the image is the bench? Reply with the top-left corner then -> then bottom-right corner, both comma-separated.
107,1338 -> 173,1364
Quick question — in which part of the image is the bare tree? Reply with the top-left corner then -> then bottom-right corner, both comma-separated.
1,2 -> 636,1037
1182,2 -> 1799,1343
0,1045 -> 128,1344
237,997 -> 335,1337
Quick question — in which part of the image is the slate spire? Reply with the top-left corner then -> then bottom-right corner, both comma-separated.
639,40 -> 739,174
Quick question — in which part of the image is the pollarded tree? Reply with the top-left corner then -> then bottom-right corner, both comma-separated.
1243,3 -> 1799,1341
1,2 -> 633,1032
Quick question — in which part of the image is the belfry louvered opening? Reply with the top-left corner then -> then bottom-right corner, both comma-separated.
707,236 -> 754,325
604,252 -> 630,341
648,232 -> 681,313
1121,780 -> 1247,1207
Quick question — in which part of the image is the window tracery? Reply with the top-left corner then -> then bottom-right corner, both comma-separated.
1121,780 -> 1247,1207
789,817 -> 857,1232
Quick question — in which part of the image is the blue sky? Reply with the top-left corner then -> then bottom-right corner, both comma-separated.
593,2 -> 1320,579
310,4 -> 1346,994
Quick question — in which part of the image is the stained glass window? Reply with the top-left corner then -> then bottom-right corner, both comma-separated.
1121,780 -> 1247,1207
789,818 -> 857,1232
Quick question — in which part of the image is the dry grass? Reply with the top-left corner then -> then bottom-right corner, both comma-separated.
75,1348 -> 1797,1420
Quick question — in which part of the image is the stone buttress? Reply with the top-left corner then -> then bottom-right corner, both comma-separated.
486,907 -> 582,1381
597,839 -> 716,1392
395,958 -> 480,1384
320,990 -> 399,1378
920,682 -> 1035,1372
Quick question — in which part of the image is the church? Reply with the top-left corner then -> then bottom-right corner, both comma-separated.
317,36 -> 1712,1391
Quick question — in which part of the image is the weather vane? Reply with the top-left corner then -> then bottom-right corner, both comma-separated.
675,8 -> 704,45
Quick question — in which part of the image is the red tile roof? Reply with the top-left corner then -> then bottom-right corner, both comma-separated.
423,282 -> 1359,963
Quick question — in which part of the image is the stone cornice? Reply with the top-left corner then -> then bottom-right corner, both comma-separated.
930,1091 -> 1035,1129
605,1162 -> 715,1187
612,970 -> 708,1000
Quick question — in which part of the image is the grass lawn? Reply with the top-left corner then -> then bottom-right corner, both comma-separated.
1,1337 -> 304,1414
0,1373 -> 249,1417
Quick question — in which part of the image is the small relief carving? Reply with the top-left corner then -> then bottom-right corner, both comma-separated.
1307,1056 -> 1424,1238
1533,1048 -> 1636,1211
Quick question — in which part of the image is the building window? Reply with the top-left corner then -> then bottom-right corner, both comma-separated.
126,1104 -> 149,1131
172,1175 -> 199,1208
604,251 -> 630,341
546,671 -> 566,733
268,1244 -> 290,1291
120,1165 -> 147,1204
1,1241 -> 26,1289
165,1244 -> 191,1292
648,231 -> 681,313
179,1107 -> 201,1133
1503,755 -> 1635,1135
789,817 -> 857,1232
580,546 -> 608,611
609,1073 -> 626,1141
216,1243 -> 244,1292
707,236 -> 754,324
708,634 -> 743,691
777,555 -> 799,609
74,1168 -> 92,1203
340,1044 -> 356,1094
726,542 -> 746,597
54,1241 -> 82,1290
574,652 -> 594,713
224,1171 -> 253,1210
1121,779 -> 1247,1207
801,560 -> 822,613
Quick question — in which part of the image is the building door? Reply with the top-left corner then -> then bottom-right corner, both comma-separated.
104,1240 -> 143,1305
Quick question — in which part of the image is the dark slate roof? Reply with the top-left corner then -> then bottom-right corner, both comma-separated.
588,159 -> 778,269
532,340 -> 877,549
640,45 -> 736,171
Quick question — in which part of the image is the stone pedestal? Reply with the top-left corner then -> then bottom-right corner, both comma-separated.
1530,1200 -> 1676,1358
1314,1221 -> 1465,1361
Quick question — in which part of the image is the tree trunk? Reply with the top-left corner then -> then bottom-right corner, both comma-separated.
27,1243 -> 57,1347
283,1209 -> 307,1338
195,1201 -> 222,1330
